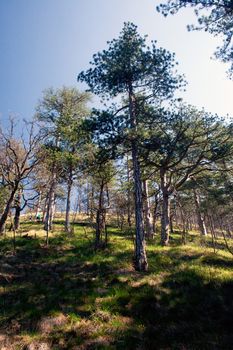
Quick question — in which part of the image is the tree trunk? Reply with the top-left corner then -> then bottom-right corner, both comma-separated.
142,179 -> 154,239
153,195 -> 158,233
14,189 -> 22,230
160,170 -> 170,246
177,198 -> 187,245
128,84 -> 148,271
0,184 -> 19,234
126,155 -> 132,228
44,171 -> 56,233
95,180 -> 106,249
170,214 -> 174,234
207,212 -> 216,253
65,170 -> 73,233
96,209 -> 106,248
193,188 -> 207,236
90,185 -> 95,222
35,190 -> 42,219
49,192 -> 56,227
226,222 -> 232,238
86,181 -> 90,215
42,193 -> 48,223
77,188 -> 82,214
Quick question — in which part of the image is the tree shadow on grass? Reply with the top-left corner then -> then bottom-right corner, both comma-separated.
120,270 -> 233,349
1,231 -> 233,349
0,234 -> 130,329
201,254 -> 233,269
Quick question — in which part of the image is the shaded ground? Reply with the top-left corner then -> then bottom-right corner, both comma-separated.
0,222 -> 233,349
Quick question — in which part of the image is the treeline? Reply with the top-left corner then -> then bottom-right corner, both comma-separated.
1,15 -> 233,270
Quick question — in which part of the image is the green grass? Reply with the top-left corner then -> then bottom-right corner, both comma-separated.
0,221 -> 233,349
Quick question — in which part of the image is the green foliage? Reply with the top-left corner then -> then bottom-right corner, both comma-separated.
36,86 -> 92,179
78,22 -> 185,99
78,23 -> 186,168
36,87 -> 90,131
157,0 -> 233,75
140,104 -> 233,191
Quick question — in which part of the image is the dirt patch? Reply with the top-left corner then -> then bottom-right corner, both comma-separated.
25,341 -> 51,350
37,313 -> 67,334
73,319 -> 100,338
78,335 -> 112,350
0,334 -> 24,350
91,309 -> 112,322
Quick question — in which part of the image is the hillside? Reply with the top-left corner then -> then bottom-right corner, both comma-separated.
0,221 -> 233,349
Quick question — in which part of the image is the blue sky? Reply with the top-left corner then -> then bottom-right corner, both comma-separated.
0,0 -> 233,126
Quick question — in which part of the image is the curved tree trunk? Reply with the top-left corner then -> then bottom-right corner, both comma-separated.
0,183 -> 19,234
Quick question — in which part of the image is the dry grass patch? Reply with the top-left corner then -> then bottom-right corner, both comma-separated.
37,313 -> 68,334
25,341 -> 51,350
77,335 -> 113,350
72,319 -> 100,338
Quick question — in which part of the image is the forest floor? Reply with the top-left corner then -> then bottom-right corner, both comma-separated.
0,220 -> 233,350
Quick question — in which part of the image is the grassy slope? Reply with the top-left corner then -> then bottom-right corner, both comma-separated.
0,221 -> 233,350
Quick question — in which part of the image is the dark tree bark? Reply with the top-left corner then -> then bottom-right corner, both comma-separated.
170,214 -> 174,234
13,189 -> 22,230
95,180 -> 106,249
0,182 -> 19,234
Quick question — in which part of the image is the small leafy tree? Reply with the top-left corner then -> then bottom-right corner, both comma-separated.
91,160 -> 116,249
36,87 -> 91,233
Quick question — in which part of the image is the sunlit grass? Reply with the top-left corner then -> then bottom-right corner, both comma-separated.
0,219 -> 233,348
